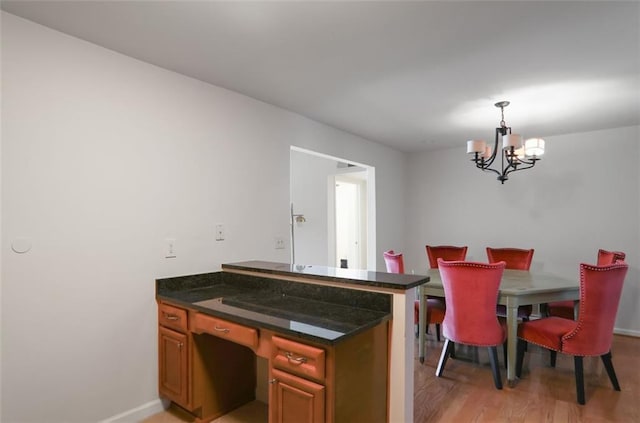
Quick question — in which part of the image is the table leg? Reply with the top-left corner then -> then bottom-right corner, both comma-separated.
418,284 -> 427,364
506,302 -> 518,387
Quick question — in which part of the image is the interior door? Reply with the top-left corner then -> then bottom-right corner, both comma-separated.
334,175 -> 367,269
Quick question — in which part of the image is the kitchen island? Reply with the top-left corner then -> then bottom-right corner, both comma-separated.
157,260 -> 428,422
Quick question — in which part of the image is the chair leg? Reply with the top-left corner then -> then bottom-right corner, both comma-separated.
435,324 -> 441,342
516,339 -> 526,378
436,339 -> 454,377
601,351 -> 621,391
502,342 -> 508,370
574,356 -> 585,405
550,350 -> 557,368
521,317 -> 529,351
488,346 -> 503,390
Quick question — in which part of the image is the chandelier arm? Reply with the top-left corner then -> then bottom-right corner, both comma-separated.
480,165 -> 502,177
480,128 -> 502,169
520,157 -> 540,165
504,161 -> 538,176
510,157 -> 539,167
475,158 -> 495,172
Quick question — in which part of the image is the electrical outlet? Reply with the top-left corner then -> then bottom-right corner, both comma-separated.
165,238 -> 176,258
275,237 -> 285,249
215,224 -> 225,241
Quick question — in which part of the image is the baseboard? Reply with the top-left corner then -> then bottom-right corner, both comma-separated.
100,398 -> 168,423
614,327 -> 640,337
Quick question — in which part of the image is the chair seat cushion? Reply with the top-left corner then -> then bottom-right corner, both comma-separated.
517,316 -> 578,351
547,300 -> 575,320
414,298 -> 446,325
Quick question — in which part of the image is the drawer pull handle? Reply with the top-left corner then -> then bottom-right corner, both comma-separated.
214,325 -> 230,333
164,314 -> 179,321
269,378 -> 278,384
285,352 -> 308,364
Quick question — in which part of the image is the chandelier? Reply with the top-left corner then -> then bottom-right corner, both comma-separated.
466,101 -> 545,184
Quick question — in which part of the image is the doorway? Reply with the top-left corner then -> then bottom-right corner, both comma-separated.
334,172 -> 367,269
290,147 -> 376,270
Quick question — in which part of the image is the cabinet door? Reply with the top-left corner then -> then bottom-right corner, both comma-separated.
159,326 -> 189,407
270,368 -> 325,423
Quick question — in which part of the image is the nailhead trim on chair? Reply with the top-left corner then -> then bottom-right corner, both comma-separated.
439,261 -> 506,269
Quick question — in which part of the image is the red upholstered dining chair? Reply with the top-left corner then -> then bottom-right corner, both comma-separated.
516,261 -> 628,404
596,249 -> 626,266
421,245 -> 469,340
486,247 -> 534,320
435,260 -> 507,389
383,250 -> 404,274
383,250 -> 445,340
547,249 -> 626,319
426,245 -> 469,268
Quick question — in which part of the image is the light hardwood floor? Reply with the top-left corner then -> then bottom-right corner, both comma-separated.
141,400 -> 267,423
144,334 -> 639,423
415,333 -> 639,422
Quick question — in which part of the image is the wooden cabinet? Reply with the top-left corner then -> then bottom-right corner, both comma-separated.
158,303 -> 191,410
158,300 -> 388,423
268,325 -> 388,423
158,326 -> 189,407
270,368 -> 325,423
270,336 -> 326,422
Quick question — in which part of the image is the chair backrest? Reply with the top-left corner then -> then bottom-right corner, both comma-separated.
437,259 -> 506,346
562,262 -> 628,356
486,247 -> 534,270
426,245 -> 468,269
383,250 -> 404,274
596,249 -> 626,266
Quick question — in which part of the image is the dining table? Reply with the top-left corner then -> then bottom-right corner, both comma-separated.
418,267 -> 580,386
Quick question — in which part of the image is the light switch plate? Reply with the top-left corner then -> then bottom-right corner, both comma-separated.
215,224 -> 225,241
165,238 -> 176,258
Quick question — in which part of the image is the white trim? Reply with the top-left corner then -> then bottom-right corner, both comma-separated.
614,328 -> 640,337
99,399 -> 167,423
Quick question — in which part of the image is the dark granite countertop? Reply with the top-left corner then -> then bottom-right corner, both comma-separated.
156,267 -> 395,345
222,260 -> 429,291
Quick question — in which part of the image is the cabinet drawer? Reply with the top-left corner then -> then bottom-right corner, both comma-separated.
158,303 -> 188,332
192,313 -> 258,350
272,336 -> 326,382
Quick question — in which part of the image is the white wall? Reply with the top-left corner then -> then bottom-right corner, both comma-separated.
0,13 -> 406,422
289,150 -> 337,266
405,125 -> 640,335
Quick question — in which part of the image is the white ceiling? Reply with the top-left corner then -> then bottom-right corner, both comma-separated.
2,0 -> 639,152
